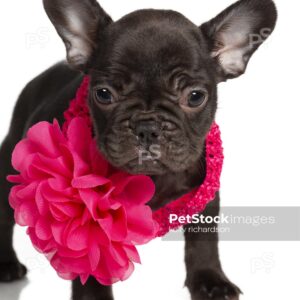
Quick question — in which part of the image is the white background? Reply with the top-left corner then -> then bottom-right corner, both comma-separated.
0,0 -> 299,299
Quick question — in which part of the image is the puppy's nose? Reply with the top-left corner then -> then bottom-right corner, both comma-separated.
134,121 -> 160,147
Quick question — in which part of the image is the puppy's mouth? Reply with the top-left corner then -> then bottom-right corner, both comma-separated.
102,136 -> 197,176
125,158 -> 166,176
105,142 -> 167,175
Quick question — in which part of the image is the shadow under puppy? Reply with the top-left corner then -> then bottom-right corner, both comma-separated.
0,0 -> 277,299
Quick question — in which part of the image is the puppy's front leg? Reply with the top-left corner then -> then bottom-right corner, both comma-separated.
184,193 -> 241,300
72,277 -> 113,300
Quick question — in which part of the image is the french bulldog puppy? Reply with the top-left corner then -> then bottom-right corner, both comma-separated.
0,0 -> 277,299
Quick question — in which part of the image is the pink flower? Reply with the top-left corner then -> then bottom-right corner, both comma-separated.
8,117 -> 158,285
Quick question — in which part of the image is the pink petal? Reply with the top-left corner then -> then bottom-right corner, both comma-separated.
67,118 -> 92,163
49,205 -> 69,222
71,152 -> 90,178
78,189 -> 99,219
81,208 -> 92,225
53,254 -> 89,275
88,241 -> 101,271
15,201 -> 39,227
112,174 -> 155,205
96,207 -> 127,242
32,153 -> 72,178
57,246 -> 87,259
50,202 -> 82,218
9,185 -> 25,209
126,206 -> 157,244
66,222 -> 89,251
97,213 -> 113,237
120,261 -> 134,282
15,181 -> 38,200
80,274 -> 90,285
7,174 -> 23,184
72,175 -> 111,189
123,244 -> 141,264
96,247 -> 135,284
79,189 -> 112,219
12,139 -> 37,172
109,243 -> 128,267
51,222 -> 66,245
41,181 -> 74,203
110,207 -> 127,241
89,141 -> 109,176
27,227 -> 52,253
58,143 -> 74,174
35,182 -> 50,216
51,120 -> 67,145
123,175 -> 155,204
27,121 -> 62,158
35,218 -> 52,240
90,224 -> 109,246
48,177 -> 74,196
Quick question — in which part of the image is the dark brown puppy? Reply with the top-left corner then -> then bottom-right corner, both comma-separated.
0,0 -> 277,299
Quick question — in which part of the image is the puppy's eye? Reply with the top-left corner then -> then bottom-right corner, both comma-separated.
95,88 -> 113,104
188,90 -> 207,108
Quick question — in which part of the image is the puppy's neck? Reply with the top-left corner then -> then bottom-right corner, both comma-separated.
148,150 -> 206,211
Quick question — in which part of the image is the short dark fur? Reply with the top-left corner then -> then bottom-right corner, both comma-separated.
0,0 -> 277,299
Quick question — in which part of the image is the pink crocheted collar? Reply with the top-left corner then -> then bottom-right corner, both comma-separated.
64,76 -> 224,237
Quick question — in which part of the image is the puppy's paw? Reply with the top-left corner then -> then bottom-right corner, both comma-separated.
0,261 -> 27,282
188,269 -> 241,300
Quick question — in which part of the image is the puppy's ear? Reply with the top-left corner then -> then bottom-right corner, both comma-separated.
200,0 -> 277,81
43,0 -> 112,70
